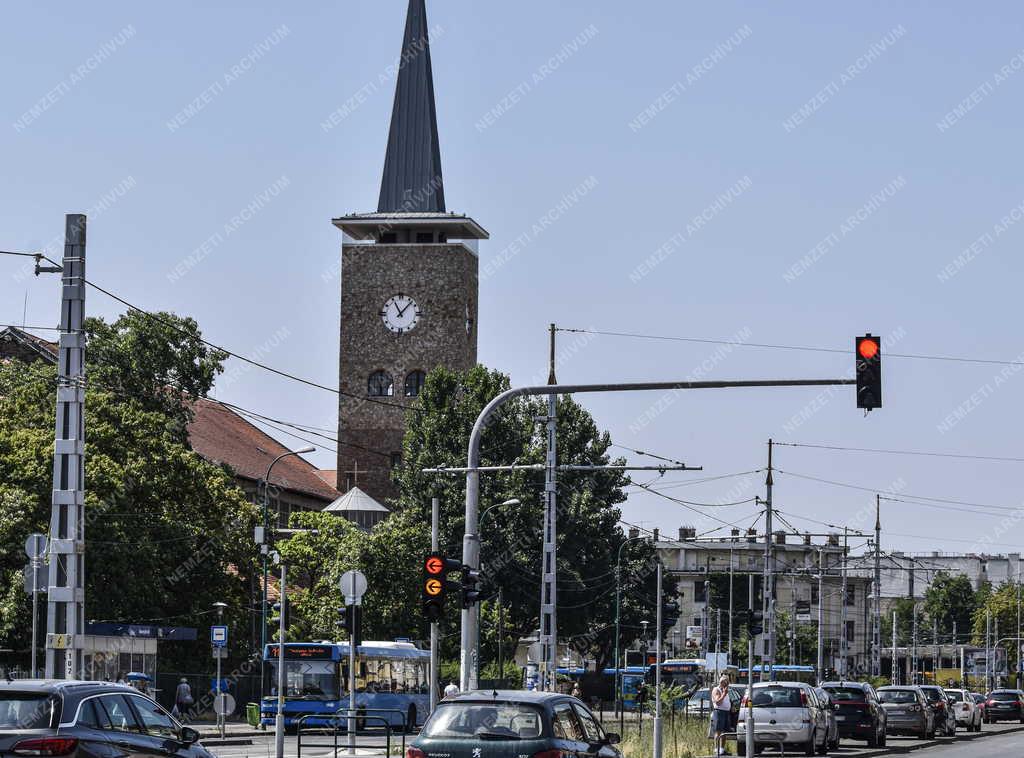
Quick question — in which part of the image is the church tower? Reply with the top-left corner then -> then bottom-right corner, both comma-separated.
333,0 -> 486,503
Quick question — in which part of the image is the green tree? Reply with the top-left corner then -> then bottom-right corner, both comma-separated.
881,597 -> 921,647
0,312 -> 256,671
387,365 -> 669,670
972,581 -> 1022,677
923,572 -> 977,643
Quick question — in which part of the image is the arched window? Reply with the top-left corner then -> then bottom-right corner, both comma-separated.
368,371 -> 394,397
404,370 -> 426,397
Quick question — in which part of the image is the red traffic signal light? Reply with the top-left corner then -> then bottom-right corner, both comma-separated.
421,552 -> 462,622
856,334 -> 882,410
425,555 -> 444,575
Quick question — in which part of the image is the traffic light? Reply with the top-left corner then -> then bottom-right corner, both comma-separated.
661,597 -> 681,631
460,565 -> 481,609
270,599 -> 290,635
338,605 -> 362,646
747,609 -> 764,636
856,334 -> 882,410
422,552 -> 461,621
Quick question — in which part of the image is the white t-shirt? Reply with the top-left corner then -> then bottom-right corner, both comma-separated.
712,686 -> 731,711
443,684 -> 459,699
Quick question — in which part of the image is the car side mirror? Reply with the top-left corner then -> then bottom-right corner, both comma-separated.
180,727 -> 200,745
603,733 -> 621,745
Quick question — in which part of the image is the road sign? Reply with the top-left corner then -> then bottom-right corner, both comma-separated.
796,600 -> 811,622
213,692 -> 235,716
210,625 -> 228,647
212,647 -> 228,659
24,534 -> 46,559
340,570 -> 367,604
47,633 -> 72,649
23,564 -> 47,595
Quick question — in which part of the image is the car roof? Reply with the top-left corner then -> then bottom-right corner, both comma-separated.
450,690 -> 572,705
821,681 -> 867,688
878,685 -> 920,690
752,680 -> 810,687
0,680 -> 131,693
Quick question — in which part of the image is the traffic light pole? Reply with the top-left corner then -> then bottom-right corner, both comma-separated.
459,377 -> 858,690
653,562 -> 663,758
430,497 -> 439,713
745,575 -> 755,758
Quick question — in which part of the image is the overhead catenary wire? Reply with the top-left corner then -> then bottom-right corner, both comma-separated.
775,441 -> 1024,464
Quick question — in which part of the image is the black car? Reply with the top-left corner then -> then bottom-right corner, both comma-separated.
983,689 -> 1024,723
409,690 -> 621,758
0,680 -> 213,758
821,681 -> 887,747
918,685 -> 956,736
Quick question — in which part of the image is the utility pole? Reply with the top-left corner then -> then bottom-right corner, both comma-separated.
1017,561 -> 1021,689
497,586 -> 505,688
892,610 -> 898,685
912,604 -> 918,685
538,324 -> 559,691
839,527 -> 849,678
275,562 -> 287,758
44,214 -> 86,679
816,549 -> 824,683
430,497 -> 439,713
728,551 -> 734,665
791,577 -> 797,666
762,439 -> 775,671
744,575 -> 755,758
985,610 -> 991,692
653,563 -> 663,758
873,495 -> 882,677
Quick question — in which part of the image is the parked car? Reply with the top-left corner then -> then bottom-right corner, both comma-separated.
821,681 -> 887,747
918,685 -> 956,736
0,680 -> 213,758
736,681 -> 829,756
410,690 -> 622,758
813,688 -> 839,751
877,686 -> 935,739
971,692 -> 987,721
944,688 -> 982,732
982,689 -> 1024,723
685,687 -> 742,720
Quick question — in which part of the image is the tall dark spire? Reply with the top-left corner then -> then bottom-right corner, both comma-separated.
378,0 -> 446,213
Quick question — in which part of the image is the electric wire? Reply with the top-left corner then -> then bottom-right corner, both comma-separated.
775,441 -> 1024,464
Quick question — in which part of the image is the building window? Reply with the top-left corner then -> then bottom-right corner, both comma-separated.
846,620 -> 856,643
404,370 -> 426,397
368,371 -> 394,397
846,585 -> 855,606
811,583 -> 820,605
380,232 -> 397,243
694,581 -> 706,603
416,232 -> 434,243
390,452 -> 402,469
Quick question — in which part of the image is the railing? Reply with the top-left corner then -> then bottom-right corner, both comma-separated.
296,709 -> 408,758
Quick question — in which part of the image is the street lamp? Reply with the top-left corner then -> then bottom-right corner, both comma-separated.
269,550 -> 287,758
212,602 -> 228,738
259,445 -> 315,703
613,534 -> 648,727
476,499 -> 522,678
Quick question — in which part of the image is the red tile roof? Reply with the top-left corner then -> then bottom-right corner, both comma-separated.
315,469 -> 337,488
188,398 -> 340,502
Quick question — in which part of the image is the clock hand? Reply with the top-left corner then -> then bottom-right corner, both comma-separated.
397,301 -> 413,317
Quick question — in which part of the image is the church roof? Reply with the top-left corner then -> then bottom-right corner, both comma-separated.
325,486 -> 391,514
0,326 -> 58,363
378,0 -> 446,214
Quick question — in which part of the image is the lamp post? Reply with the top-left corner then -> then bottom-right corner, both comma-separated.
212,602 -> 228,738
259,445 -> 315,703
614,535 -> 648,725
270,550 -> 287,758
476,498 -> 521,680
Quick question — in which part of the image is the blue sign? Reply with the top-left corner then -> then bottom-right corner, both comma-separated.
211,625 -> 228,647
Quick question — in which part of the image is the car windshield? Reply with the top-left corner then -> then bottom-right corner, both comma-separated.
972,694 -> 985,703
989,692 -> 1021,701
752,687 -> 802,707
0,694 -> 55,729
825,687 -> 865,701
879,690 -> 917,704
691,689 -> 710,702
421,703 -> 543,740
920,689 -> 942,702
945,691 -> 964,702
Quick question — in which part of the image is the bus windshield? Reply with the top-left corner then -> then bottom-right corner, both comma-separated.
267,659 -> 339,699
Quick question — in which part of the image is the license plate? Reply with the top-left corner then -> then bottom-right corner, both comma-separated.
835,715 -> 847,721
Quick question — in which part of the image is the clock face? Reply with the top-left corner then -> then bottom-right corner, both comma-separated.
381,294 -> 421,334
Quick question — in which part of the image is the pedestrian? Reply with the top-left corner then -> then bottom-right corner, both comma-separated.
175,678 -> 193,719
443,681 -> 459,699
115,672 -> 126,685
571,682 -> 582,699
711,675 -> 732,756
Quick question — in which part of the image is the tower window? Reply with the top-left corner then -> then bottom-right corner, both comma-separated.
380,232 -> 398,243
416,232 -> 434,243
367,371 -> 394,397
404,370 -> 427,397
390,452 -> 402,468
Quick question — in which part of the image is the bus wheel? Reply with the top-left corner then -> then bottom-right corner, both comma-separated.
406,705 -> 417,733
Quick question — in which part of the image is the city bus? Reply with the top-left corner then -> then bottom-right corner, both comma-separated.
647,659 -> 740,691
261,641 -> 431,731
738,664 -> 817,684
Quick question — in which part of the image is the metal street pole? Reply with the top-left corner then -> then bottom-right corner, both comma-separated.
816,549 -> 824,683
745,575 -> 755,758
873,496 -> 882,677
459,377 -> 858,686
892,611 -> 898,685
214,602 -> 227,739
348,610 -> 357,755
653,562 -> 663,758
763,440 -> 775,671
1018,562 -> 1022,689
728,551 -> 734,664
44,214 -> 86,679
614,535 -> 645,726
912,604 -> 918,685
840,527 -> 848,678
430,497 -> 439,713
497,587 -> 505,688
275,563 -> 286,758
539,324 -> 558,692
31,553 -> 40,677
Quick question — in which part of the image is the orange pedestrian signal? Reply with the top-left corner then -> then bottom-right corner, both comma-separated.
425,578 -> 443,596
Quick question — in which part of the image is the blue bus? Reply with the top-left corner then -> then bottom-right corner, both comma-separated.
738,664 -> 816,684
261,641 -> 431,730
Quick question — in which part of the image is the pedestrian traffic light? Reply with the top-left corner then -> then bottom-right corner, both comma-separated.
747,609 -> 764,636
661,597 -> 681,631
422,552 -> 461,622
339,604 -> 362,646
460,565 -> 481,609
856,334 -> 882,410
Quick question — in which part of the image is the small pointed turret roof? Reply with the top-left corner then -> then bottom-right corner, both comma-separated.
378,0 -> 446,214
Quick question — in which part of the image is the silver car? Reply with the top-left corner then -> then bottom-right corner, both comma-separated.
736,681 -> 829,756
877,686 -> 935,739
945,688 -> 982,732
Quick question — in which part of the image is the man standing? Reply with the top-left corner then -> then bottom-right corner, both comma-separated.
175,678 -> 193,720
443,681 -> 459,699
711,675 -> 732,756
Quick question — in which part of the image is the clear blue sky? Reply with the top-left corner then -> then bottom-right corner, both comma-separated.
3,1 -> 1024,557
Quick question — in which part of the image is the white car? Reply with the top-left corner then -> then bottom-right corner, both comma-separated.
945,688 -> 982,732
736,681 -> 830,756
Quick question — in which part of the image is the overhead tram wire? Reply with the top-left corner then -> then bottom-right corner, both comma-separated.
557,326 -> 1024,371
630,479 -> 759,509
82,277 -> 414,413
775,441 -> 1024,464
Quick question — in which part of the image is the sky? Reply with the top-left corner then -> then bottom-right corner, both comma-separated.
2,1 -> 1024,559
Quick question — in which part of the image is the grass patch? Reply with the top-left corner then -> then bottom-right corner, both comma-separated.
613,714 -> 731,758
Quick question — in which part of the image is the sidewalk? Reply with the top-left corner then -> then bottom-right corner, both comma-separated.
193,720 -> 265,740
